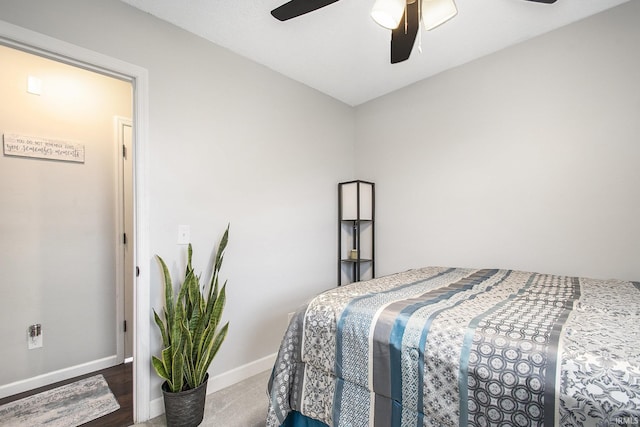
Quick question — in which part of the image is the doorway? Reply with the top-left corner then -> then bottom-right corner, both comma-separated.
0,42 -> 132,385
0,21 -> 151,423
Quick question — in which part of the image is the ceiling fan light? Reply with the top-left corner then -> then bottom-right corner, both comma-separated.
422,0 -> 458,31
371,0 -> 406,30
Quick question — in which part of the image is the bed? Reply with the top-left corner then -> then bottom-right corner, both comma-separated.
266,267 -> 640,427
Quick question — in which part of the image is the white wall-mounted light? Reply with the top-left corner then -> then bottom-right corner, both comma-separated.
27,75 -> 42,95
371,0 -> 406,30
422,0 -> 457,31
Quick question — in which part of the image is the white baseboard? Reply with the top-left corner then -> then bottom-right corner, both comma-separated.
0,355 -> 118,399
149,352 -> 277,420
206,352 -> 276,394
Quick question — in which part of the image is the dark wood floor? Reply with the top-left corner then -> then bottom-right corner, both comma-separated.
0,362 -> 133,427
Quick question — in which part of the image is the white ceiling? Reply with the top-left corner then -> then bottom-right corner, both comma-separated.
120,0 -> 628,106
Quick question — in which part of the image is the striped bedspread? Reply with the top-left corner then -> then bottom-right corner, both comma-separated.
266,267 -> 640,427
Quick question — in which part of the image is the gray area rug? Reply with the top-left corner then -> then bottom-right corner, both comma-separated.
0,374 -> 120,426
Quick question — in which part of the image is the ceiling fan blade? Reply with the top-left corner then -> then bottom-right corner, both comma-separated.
391,1 -> 419,64
271,0 -> 340,21
524,0 -> 558,3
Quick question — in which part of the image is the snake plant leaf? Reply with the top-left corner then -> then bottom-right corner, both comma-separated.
208,323 -> 229,363
196,322 -> 229,384
196,317 -> 223,369
157,346 -> 176,390
186,243 -> 193,271
208,225 -> 228,300
156,256 -> 175,330
161,346 -> 172,372
185,272 -> 201,330
188,304 -> 202,341
211,283 -> 226,327
212,226 -> 228,275
171,350 -> 184,392
153,309 -> 169,348
182,321 -> 195,388
193,284 -> 223,367
151,355 -> 169,382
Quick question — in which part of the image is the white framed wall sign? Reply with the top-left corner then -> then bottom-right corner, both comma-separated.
3,133 -> 85,163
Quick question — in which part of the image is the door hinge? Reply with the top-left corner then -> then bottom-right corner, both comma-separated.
123,320 -> 127,332
136,266 -> 140,277
123,233 -> 127,244
122,144 -> 127,159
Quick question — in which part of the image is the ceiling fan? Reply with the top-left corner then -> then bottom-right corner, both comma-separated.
271,0 -> 558,64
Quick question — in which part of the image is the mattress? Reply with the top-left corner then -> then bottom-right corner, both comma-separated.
266,267 -> 640,427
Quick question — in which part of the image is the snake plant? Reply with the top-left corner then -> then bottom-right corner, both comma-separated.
152,225 -> 230,392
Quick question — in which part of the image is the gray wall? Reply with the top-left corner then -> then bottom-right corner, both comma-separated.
0,0 -> 355,403
355,1 -> 640,282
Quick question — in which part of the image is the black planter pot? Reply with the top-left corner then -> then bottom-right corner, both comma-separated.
162,374 -> 209,427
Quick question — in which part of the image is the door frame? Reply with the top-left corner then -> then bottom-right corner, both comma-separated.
0,19 -> 151,422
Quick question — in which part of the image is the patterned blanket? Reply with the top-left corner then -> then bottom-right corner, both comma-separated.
266,267 -> 640,427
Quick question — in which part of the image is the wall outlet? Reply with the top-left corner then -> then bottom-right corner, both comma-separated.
28,324 -> 43,349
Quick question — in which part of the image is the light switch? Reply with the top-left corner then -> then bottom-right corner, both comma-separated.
177,225 -> 190,245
